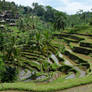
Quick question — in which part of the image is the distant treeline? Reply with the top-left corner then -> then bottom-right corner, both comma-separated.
0,0 -> 92,28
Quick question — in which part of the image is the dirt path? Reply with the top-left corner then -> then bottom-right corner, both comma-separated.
57,83 -> 92,92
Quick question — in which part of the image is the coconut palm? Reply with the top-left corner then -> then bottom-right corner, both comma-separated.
54,12 -> 67,30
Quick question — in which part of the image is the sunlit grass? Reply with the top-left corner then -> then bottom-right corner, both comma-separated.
1,75 -> 92,92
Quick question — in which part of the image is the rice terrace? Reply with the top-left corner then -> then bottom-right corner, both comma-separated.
0,0 -> 92,92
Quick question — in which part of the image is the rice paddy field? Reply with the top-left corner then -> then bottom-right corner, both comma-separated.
0,1 -> 92,91
0,25 -> 92,92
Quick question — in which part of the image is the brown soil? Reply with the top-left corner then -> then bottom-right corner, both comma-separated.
57,83 -> 92,92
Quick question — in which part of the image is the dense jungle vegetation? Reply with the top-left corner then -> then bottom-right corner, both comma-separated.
0,0 -> 92,92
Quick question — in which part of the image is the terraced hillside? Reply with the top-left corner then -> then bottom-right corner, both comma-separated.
15,31 -> 92,82
17,42 -> 78,81
1,25 -> 92,92
1,31 -> 92,92
52,32 -> 92,79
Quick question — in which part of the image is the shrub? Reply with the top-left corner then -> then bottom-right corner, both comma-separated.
1,66 -> 18,82
89,21 -> 92,25
0,56 -> 5,81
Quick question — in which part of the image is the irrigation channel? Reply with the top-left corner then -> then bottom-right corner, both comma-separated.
18,52 -> 86,81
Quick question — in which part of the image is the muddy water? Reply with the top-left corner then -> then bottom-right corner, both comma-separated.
48,58 -> 53,64
74,66 -> 86,78
51,53 -> 60,65
65,73 -> 75,79
18,70 -> 31,80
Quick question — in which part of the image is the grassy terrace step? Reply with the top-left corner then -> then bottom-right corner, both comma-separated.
70,50 -> 92,63
22,55 -> 45,63
80,42 -> 92,49
19,57 -> 41,71
63,37 -> 79,43
51,39 -> 66,48
21,57 -> 60,72
65,44 -> 92,64
51,39 -> 90,69
62,54 -> 79,67
24,65 -> 38,72
68,34 -> 92,43
57,54 -> 79,74
22,50 -> 43,54
8,60 -> 37,72
23,45 -> 57,55
53,33 -> 85,41
20,57 -> 41,66
58,65 -> 77,74
64,50 -> 90,69
62,32 -> 92,37
74,35 -> 92,49
70,43 -> 92,55
51,38 -> 91,65
21,52 -> 46,59
63,25 -> 92,35
61,55 -> 84,78
52,37 -> 79,44
83,37 -> 92,42
61,33 -> 92,43
6,62 -> 37,72
72,47 -> 92,55
23,50 -> 49,57
64,49 -> 92,71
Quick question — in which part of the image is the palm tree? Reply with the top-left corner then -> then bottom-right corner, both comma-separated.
3,36 -> 21,66
2,0 -> 5,10
54,12 -> 67,30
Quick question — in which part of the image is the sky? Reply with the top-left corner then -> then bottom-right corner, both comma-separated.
6,0 -> 92,14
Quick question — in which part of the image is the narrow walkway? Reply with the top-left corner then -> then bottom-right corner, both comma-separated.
57,83 -> 92,92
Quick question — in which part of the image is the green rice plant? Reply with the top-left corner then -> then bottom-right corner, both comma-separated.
60,44 -> 65,54
69,42 -> 74,49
